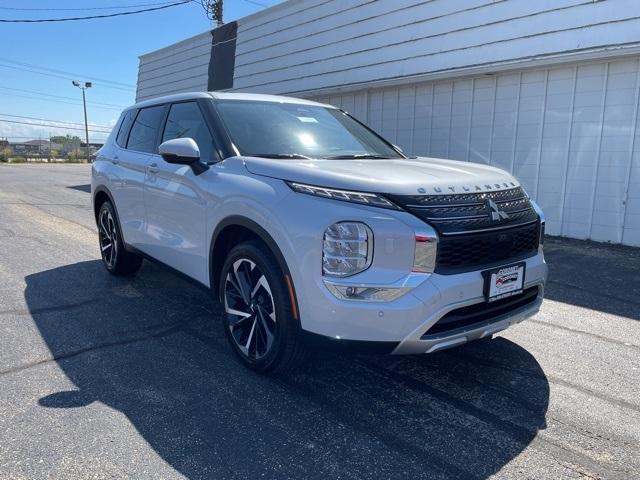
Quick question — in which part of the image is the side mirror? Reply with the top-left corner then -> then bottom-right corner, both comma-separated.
158,138 -> 208,175
159,138 -> 200,164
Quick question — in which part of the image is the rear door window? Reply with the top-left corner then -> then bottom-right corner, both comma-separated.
115,109 -> 137,148
162,102 -> 216,162
126,105 -> 165,154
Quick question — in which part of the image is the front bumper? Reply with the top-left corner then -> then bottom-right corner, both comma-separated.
392,286 -> 543,354
298,249 -> 547,354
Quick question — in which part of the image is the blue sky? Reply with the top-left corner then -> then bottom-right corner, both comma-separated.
0,0 -> 279,143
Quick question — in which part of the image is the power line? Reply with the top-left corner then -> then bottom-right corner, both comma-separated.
0,86 -> 126,108
0,64 -> 135,92
244,0 -> 269,7
0,91 -> 124,111
0,57 -> 135,89
0,113 -> 112,131
0,119 -> 111,134
0,1 -> 191,23
0,1 -> 182,11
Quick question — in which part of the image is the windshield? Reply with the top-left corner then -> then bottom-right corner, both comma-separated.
213,100 -> 402,159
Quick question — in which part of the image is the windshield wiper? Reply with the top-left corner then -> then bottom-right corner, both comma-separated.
324,154 -> 395,159
249,153 -> 312,159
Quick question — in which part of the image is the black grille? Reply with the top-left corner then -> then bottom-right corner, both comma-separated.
423,286 -> 539,337
386,187 -> 541,274
387,187 -> 538,235
435,221 -> 539,274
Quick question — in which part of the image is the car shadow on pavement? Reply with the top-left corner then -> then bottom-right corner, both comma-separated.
543,237 -> 640,321
26,260 -> 549,480
67,184 -> 91,193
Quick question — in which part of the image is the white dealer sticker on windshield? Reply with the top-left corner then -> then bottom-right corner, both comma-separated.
297,117 -> 318,123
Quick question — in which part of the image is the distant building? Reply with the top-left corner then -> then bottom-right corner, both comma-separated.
8,140 -> 101,156
9,140 -> 63,155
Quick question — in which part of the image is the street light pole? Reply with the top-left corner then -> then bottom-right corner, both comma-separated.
72,80 -> 92,162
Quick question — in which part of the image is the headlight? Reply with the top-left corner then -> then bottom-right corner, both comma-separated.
323,222 -> 373,277
288,182 -> 400,209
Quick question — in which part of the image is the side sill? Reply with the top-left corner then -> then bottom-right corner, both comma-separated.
124,244 -> 211,294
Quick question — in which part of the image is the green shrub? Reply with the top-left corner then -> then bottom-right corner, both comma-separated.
0,147 -> 11,162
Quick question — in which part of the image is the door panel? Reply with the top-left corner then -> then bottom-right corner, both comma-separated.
142,155 -> 209,284
110,146 -> 149,246
111,105 -> 167,247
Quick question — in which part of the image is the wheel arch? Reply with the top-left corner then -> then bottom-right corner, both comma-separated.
92,186 -> 128,248
92,186 -> 115,223
209,216 -> 299,318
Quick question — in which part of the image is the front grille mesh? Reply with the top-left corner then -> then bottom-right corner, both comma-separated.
435,222 -> 540,274
386,187 -> 541,274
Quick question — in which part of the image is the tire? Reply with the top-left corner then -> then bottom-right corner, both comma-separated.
97,201 -> 143,276
218,240 -> 308,374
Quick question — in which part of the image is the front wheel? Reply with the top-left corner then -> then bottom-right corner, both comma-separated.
219,240 -> 308,373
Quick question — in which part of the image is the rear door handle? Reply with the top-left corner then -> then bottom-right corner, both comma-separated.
147,162 -> 159,174
111,155 -> 119,165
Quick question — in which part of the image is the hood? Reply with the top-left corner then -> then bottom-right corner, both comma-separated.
242,156 -> 520,195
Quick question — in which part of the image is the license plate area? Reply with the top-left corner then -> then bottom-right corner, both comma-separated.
482,262 -> 526,303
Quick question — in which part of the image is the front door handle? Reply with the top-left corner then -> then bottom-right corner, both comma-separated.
147,162 -> 159,174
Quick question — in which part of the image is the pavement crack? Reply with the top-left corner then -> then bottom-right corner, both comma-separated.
0,323 -> 182,377
530,318 -> 640,350
548,279 -> 640,309
451,351 -> 640,414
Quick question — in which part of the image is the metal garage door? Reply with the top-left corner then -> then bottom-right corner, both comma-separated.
313,57 -> 640,246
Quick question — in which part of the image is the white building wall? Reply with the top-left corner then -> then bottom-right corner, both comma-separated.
233,0 -> 640,95
137,31 -> 211,102
312,57 -> 640,246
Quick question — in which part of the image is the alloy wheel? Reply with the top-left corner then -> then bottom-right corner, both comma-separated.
223,258 -> 277,360
98,208 -> 118,268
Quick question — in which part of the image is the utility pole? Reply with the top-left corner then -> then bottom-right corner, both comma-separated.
203,0 -> 223,27
72,80 -> 92,162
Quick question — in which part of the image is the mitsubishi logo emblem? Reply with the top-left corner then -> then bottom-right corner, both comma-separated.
487,199 -> 509,221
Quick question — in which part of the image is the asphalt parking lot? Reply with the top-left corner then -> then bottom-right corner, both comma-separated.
0,163 -> 639,480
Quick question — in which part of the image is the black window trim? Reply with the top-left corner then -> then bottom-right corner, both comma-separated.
125,104 -> 168,155
115,108 -> 138,149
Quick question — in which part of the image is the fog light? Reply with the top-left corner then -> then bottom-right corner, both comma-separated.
324,282 -> 410,302
323,222 -> 373,277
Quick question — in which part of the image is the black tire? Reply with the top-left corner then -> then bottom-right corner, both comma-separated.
97,201 -> 143,276
218,240 -> 308,374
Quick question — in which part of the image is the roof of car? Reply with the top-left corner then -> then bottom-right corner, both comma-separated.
129,91 -> 333,111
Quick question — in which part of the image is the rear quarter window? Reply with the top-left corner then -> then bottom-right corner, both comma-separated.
115,109 -> 137,148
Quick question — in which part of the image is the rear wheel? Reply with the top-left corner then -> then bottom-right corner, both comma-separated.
219,240 -> 308,373
97,201 -> 143,276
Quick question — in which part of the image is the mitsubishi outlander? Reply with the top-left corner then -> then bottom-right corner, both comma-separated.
92,92 -> 547,373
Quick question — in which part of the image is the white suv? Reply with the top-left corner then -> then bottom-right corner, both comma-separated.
92,92 -> 547,373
